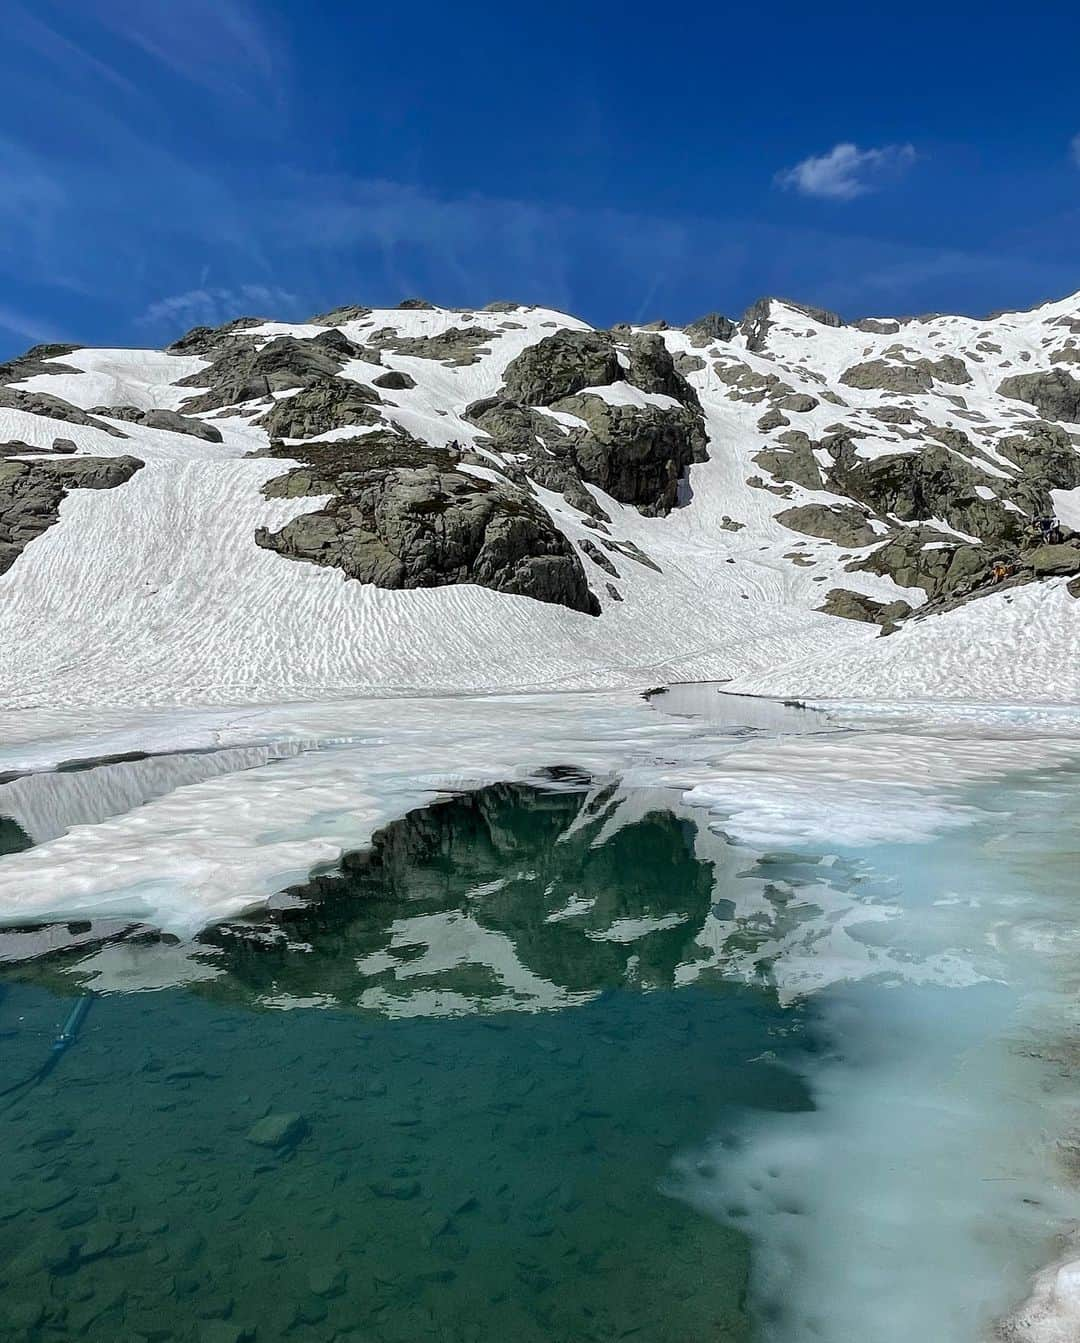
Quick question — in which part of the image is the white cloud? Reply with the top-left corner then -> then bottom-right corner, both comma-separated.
777,142 -> 917,201
1071,134 -> 1080,168
136,284 -> 301,332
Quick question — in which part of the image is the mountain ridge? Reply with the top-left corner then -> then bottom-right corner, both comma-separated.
1,288 -> 1079,707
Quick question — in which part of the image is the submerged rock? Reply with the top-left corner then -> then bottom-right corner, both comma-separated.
244,1112 -> 307,1149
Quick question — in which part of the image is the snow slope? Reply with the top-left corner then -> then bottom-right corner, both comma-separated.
1,292 -> 1079,707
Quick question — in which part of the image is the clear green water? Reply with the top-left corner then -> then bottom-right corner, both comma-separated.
0,783 -> 809,1342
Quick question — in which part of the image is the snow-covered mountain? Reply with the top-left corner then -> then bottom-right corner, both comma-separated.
3,290 -> 1080,708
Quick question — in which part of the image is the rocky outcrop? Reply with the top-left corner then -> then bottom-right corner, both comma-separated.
255,434 -> 600,616
0,388 -> 129,438
683,312 -> 737,347
0,343 -> 82,385
88,405 -> 223,442
372,370 -> 416,391
0,455 -> 143,573
753,431 -> 824,491
995,421 -> 1080,490
468,386 -> 707,518
775,503 -> 879,547
166,318 -> 264,358
625,333 -> 700,407
840,360 -> 932,395
254,378 -> 381,439
818,588 -> 913,625
365,326 -> 497,367
465,397 -> 606,519
742,298 -> 843,352
501,329 -> 621,405
176,332 -> 359,413
307,305 -> 372,326
551,393 -> 707,515
823,437 -> 1023,544
998,370 -> 1080,422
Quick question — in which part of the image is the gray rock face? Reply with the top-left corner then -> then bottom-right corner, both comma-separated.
852,528 -> 990,597
753,432 -> 824,491
177,334 -> 357,413
741,298 -> 843,352
0,343 -> 82,385
464,396 -> 606,519
818,588 -> 913,625
501,329 -> 621,405
88,405 -> 223,443
683,313 -> 737,347
372,370 -> 416,391
998,370 -> 1080,422
552,393 -> 707,516
166,318 -> 264,357
774,503 -> 879,547
1029,543 -> 1080,577
255,378 -> 381,439
756,408 -> 789,433
775,392 -> 820,413
255,434 -> 600,616
367,326 -> 496,366
919,354 -> 972,386
307,304 -> 372,325
0,388 -> 129,438
825,438 -> 1004,534
995,422 -> 1080,489
625,333 -> 700,407
840,360 -> 932,395
0,455 -> 143,573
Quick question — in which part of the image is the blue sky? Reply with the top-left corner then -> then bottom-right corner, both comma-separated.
1,0 -> 1078,356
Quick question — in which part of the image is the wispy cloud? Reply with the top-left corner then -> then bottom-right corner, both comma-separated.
136,285 -> 302,333
776,142 -> 917,201
86,0 -> 282,104
0,303 -> 60,345
1071,133 -> 1080,168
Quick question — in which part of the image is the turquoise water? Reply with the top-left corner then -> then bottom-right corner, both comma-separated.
4,757 -> 1080,1343
0,782 -> 809,1343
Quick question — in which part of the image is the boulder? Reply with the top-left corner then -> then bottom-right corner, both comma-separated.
1029,543 -> 1080,577
372,369 -> 416,391
88,405 -> 223,442
552,392 -> 707,515
245,1112 -> 307,1149
818,588 -> 913,625
625,332 -> 700,407
774,503 -> 879,548
501,329 -> 620,405
255,378 -> 381,440
683,312 -> 737,347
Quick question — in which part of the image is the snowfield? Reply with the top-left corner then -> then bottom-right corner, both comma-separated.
0,291 -> 1077,708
